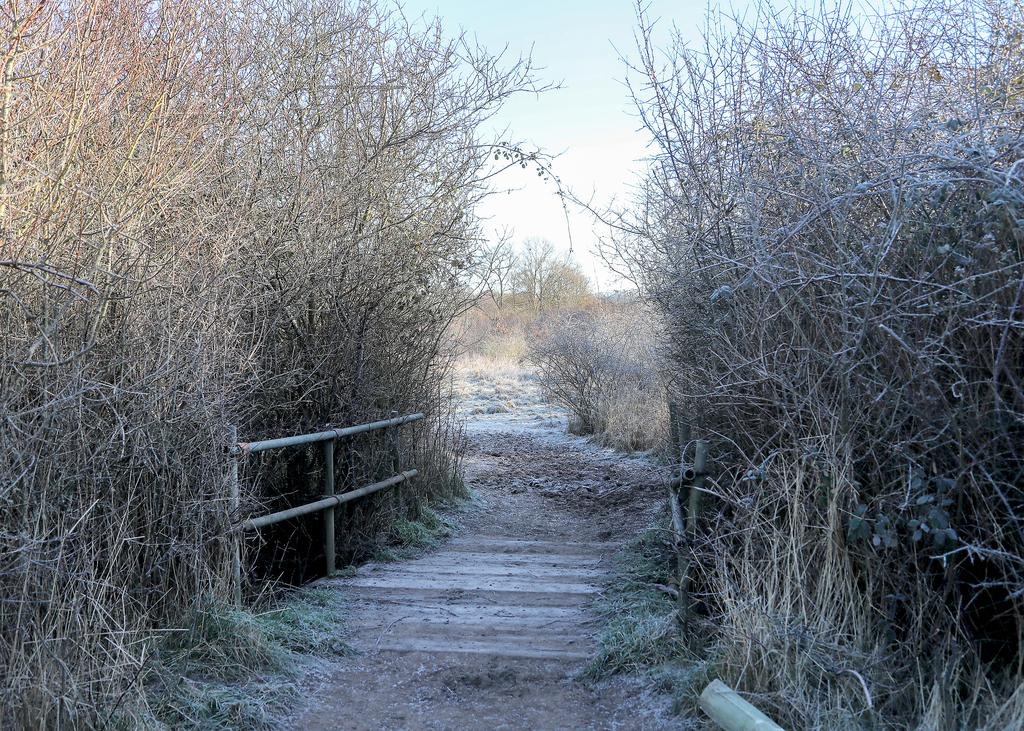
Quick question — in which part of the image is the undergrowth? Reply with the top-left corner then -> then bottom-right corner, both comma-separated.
142,589 -> 348,730
584,526 -> 706,719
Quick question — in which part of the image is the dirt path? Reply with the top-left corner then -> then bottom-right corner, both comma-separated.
286,373 -> 673,730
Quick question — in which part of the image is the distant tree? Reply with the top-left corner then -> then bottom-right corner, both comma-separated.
478,237 -> 517,308
512,237 -> 591,312
545,259 -> 591,307
512,237 -> 555,311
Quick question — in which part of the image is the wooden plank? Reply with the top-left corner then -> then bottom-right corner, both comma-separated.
328,585 -> 594,607
366,636 -> 592,660
350,626 -> 593,649
360,563 -> 605,581
354,624 -> 593,648
341,601 -> 590,620
339,575 -> 601,594
345,612 -> 592,633
447,537 -> 615,554
376,550 -> 607,569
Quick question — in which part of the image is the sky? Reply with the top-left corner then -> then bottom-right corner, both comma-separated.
399,0 -> 721,290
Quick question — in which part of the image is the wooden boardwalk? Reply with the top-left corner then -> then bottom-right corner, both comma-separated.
322,535 -> 615,661
287,404 -> 676,730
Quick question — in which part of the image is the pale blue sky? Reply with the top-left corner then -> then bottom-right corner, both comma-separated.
399,0 -> 723,289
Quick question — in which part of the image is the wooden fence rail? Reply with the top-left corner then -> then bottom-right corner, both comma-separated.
227,412 -> 425,604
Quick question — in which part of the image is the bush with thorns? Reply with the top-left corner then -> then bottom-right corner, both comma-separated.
606,0 -> 1024,726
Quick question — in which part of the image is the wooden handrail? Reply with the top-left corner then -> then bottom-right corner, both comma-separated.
241,470 -> 417,531
227,411 -> 422,604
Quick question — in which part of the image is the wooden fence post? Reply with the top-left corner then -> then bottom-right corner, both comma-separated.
388,410 -> 401,518
323,438 -> 336,577
679,439 -> 708,628
228,424 -> 242,606
667,403 -> 691,623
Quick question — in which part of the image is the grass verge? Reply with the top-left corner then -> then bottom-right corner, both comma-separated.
142,588 -> 349,730
584,525 -> 709,721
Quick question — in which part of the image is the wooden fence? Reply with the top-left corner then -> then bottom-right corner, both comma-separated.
668,403 -> 786,730
226,412 -> 424,604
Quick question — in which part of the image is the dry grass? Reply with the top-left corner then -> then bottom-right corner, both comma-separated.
456,299 -> 532,368
593,379 -> 669,453
457,348 -> 529,379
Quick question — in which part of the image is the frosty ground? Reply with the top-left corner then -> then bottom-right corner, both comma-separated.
284,363 -> 676,730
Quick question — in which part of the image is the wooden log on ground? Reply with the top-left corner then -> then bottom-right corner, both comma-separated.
699,679 -> 785,731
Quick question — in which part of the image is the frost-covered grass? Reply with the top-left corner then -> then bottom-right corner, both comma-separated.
453,352 -> 553,424
584,527 -> 706,719
144,589 -> 349,730
372,504 -> 462,563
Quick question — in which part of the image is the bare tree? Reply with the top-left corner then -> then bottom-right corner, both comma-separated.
476,236 -> 518,308
544,259 -> 592,306
512,237 -> 591,312
512,237 -> 555,311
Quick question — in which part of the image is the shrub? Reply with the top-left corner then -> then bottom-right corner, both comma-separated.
0,0 -> 536,725
528,304 -> 666,451
608,0 -> 1024,725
